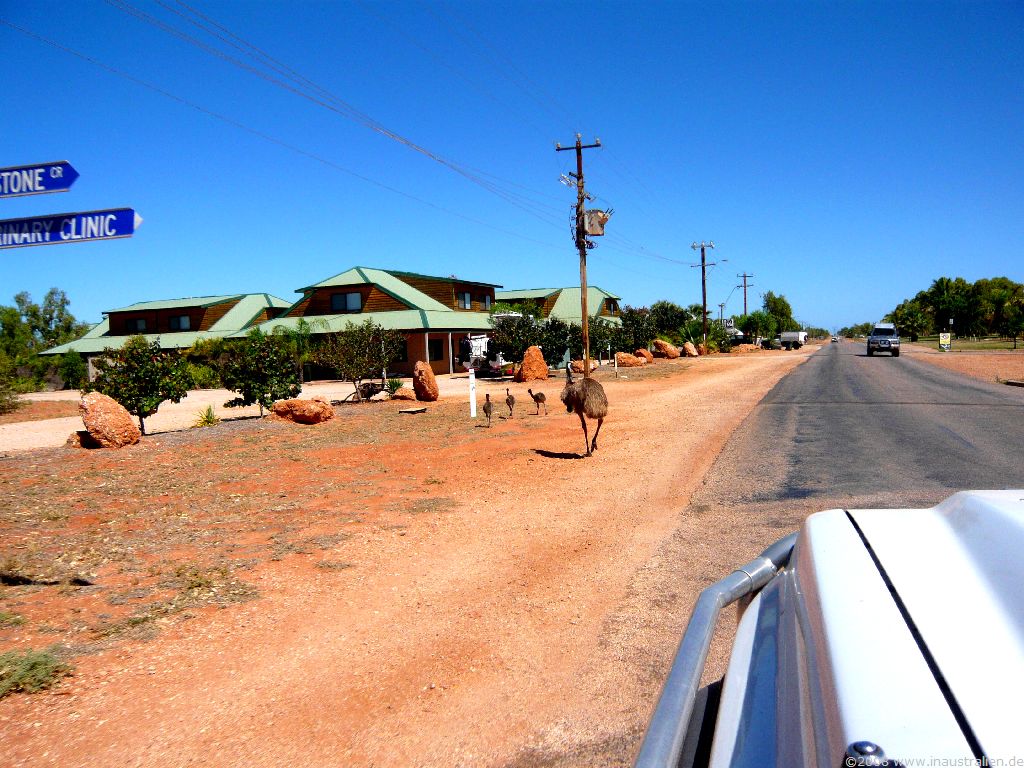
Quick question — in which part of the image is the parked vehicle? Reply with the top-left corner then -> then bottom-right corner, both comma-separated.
779,331 -> 807,350
867,322 -> 900,357
634,490 -> 1024,768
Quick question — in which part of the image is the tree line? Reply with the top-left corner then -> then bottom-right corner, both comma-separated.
839,276 -> 1024,341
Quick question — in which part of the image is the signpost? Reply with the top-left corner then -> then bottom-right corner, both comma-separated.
0,208 -> 142,249
0,161 -> 79,198
1,161 -> 140,250
939,332 -> 951,352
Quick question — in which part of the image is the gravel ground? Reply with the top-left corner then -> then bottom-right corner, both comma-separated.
1,351 -> 816,767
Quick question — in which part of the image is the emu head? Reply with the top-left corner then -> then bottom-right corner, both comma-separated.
560,365 -> 576,413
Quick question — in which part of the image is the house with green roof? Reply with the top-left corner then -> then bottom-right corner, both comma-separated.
44,293 -> 290,376
494,286 -> 622,325
252,266 -> 502,376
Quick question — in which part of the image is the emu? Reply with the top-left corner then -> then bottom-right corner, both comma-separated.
506,388 -> 515,419
560,365 -> 608,457
482,393 -> 493,428
527,388 -> 547,415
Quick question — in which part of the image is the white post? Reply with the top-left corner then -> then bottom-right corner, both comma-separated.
424,332 -> 430,363
469,367 -> 477,418
448,332 -> 454,377
614,351 -> 619,378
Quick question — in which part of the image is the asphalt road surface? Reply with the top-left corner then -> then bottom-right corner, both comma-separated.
692,342 -> 1024,527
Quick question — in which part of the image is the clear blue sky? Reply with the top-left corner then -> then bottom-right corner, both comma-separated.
2,0 -> 1022,331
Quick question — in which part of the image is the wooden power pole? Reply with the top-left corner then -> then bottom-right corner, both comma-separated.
737,272 -> 754,316
556,134 -> 601,376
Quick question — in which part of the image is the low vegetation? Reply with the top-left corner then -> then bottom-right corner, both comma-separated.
0,648 -> 71,698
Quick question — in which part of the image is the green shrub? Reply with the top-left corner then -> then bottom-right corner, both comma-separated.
0,649 -> 71,698
187,362 -> 221,389
0,376 -> 19,415
0,611 -> 25,628
193,404 -> 220,428
385,378 -> 405,397
58,351 -> 88,389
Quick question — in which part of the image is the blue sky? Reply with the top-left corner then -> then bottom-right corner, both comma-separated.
2,0 -> 1022,331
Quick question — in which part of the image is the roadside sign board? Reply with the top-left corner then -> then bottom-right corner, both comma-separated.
0,208 -> 141,249
0,161 -> 79,198
939,332 -> 951,351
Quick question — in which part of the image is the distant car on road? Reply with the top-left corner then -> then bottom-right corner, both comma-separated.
831,336 -> 838,343
867,322 -> 900,357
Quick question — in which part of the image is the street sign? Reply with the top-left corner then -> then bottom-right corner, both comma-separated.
0,208 -> 141,249
0,161 -> 79,198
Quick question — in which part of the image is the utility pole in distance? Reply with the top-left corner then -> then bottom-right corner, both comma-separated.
737,272 -> 754,316
690,241 -> 716,344
556,134 -> 601,376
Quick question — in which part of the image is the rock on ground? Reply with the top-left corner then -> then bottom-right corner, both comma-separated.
413,361 -> 440,401
514,346 -> 548,382
79,392 -> 140,447
570,359 -> 599,374
616,352 -> 646,367
635,349 -> 655,364
652,339 -> 681,359
271,397 -> 335,424
683,342 -> 699,357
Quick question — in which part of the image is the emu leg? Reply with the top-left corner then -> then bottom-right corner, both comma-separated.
578,411 -> 591,457
590,417 -> 603,453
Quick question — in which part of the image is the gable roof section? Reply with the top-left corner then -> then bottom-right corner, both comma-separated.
253,309 -> 494,336
42,293 -> 290,355
496,286 -> 621,324
104,294 -> 243,313
296,267 -> 499,314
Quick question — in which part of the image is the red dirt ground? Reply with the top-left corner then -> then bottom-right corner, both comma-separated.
3,352 -> 811,767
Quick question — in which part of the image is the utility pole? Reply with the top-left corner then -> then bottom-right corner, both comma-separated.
718,302 -> 725,324
556,134 -> 601,376
690,241 -> 716,344
737,272 -> 754,316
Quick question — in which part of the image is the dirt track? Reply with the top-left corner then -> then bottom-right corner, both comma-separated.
0,351 -> 811,767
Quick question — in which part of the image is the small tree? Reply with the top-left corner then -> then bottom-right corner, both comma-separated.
58,351 -> 87,390
220,329 -> 300,415
740,310 -> 777,344
618,306 -> 656,352
271,318 -> 326,383
539,317 -> 571,365
315,319 -> 404,401
488,304 -> 542,364
0,353 -> 19,415
86,336 -> 191,435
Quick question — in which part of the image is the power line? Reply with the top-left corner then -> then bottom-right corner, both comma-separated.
0,18 -> 566,253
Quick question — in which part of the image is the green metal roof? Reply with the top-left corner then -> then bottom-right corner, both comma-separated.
495,286 -> 621,324
104,294 -> 242,313
298,266 -> 500,308
251,309 -> 494,337
43,293 -> 290,356
45,330 -> 216,355
494,288 -> 560,300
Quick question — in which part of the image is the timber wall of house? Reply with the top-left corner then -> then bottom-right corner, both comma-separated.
294,286 -> 408,316
199,301 -> 235,331
107,300 -> 239,336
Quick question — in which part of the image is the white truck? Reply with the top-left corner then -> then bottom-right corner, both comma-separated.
635,490 -> 1024,767
779,331 -> 807,350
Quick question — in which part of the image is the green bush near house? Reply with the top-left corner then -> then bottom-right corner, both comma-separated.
187,362 -> 221,389
385,378 -> 405,397
0,648 -> 71,698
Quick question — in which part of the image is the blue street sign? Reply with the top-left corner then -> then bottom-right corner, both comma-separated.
0,161 -> 80,198
0,208 -> 141,249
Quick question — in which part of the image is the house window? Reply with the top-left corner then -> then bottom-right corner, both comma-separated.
427,339 -> 444,361
458,291 -> 472,309
331,292 -> 362,312
125,318 -> 147,333
482,295 -> 492,310
169,314 -> 191,331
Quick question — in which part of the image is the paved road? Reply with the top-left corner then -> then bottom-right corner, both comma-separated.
692,342 -> 1024,526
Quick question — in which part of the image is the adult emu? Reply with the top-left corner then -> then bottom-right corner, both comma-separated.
560,365 -> 608,457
